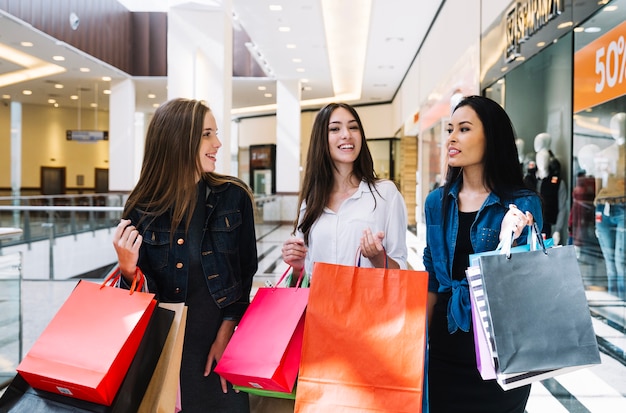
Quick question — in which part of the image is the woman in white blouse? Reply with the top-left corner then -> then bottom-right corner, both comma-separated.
282,102 -> 408,278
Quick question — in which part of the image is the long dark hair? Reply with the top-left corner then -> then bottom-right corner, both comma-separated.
443,95 -> 530,205
124,98 -> 253,236
294,102 -> 378,245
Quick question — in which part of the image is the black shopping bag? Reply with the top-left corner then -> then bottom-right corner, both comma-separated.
0,306 -> 174,413
476,244 -> 601,375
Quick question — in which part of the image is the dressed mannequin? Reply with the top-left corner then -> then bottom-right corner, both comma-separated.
534,132 -> 567,245
569,145 -> 599,249
594,112 -> 626,299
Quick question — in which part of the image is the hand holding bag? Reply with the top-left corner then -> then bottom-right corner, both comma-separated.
214,267 -> 309,394
16,270 -> 157,405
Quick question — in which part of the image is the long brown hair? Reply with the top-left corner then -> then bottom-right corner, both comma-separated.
294,102 -> 378,245
123,98 -> 253,236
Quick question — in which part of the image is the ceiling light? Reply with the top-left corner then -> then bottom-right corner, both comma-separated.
286,44 -> 296,49
557,21 -> 573,29
22,90 -> 32,95
70,95 -> 78,100
584,27 -> 601,33
321,0 -> 372,99
2,94 -> 10,99
103,90 -> 111,95
574,27 -> 584,32
148,93 -> 156,99
102,76 -> 111,81
52,55 -> 65,61
80,67 -> 90,72
269,5 -> 282,11
54,103 -> 59,108
264,93 -> 272,98
0,43 -> 66,87
537,41 -> 546,47
278,26 -> 290,32
54,84 -> 63,89
296,68 -> 305,72
48,99 -> 56,104
292,58 -> 302,63
20,41 -> 33,47
152,103 -> 160,108
303,86 -> 312,91
300,78 -> 309,83
603,6 -> 618,11
90,103 -> 97,108
258,86 -> 267,91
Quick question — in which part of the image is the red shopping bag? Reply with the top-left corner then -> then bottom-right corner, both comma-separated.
215,268 -> 309,393
295,262 -> 428,413
16,275 -> 156,406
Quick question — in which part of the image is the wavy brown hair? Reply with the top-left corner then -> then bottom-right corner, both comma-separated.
294,102 -> 379,245
123,98 -> 253,237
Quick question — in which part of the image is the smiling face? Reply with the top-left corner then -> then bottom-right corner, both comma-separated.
198,111 -> 221,173
327,107 -> 362,167
446,105 -> 486,172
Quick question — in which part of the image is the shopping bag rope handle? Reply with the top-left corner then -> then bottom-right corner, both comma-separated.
275,266 -> 305,289
355,246 -> 388,268
101,266 -> 146,294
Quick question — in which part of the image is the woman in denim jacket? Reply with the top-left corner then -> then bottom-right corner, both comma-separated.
113,98 -> 257,413
423,96 -> 542,413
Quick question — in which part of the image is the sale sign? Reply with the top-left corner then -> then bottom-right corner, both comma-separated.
574,20 -> 626,113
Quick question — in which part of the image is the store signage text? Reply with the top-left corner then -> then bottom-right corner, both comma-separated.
505,0 -> 564,62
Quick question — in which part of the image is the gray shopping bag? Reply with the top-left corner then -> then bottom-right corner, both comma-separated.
477,244 -> 601,374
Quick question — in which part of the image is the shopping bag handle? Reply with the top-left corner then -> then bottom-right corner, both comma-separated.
496,221 -> 546,259
275,266 -> 305,289
101,266 -> 146,294
355,247 -> 388,268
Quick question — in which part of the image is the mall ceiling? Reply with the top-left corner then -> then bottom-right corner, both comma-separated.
0,0 -> 443,116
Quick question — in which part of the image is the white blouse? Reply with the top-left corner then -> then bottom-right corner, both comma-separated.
297,179 -> 408,276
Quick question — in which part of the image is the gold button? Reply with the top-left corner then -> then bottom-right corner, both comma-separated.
176,262 -> 183,269
177,238 -> 184,245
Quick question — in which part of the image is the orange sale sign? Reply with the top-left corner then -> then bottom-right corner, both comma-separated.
574,20 -> 626,113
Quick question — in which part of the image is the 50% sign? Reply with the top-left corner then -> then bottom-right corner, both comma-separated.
595,34 -> 626,93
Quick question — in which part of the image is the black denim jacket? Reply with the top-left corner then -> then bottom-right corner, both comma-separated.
128,180 -> 258,321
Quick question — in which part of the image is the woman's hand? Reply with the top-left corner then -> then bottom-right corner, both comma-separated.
500,204 -> 534,241
205,320 -> 238,393
360,228 -> 387,268
112,219 -> 142,282
282,237 -> 306,272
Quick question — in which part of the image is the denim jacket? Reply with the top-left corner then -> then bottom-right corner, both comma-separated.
128,179 -> 258,321
423,180 -> 542,333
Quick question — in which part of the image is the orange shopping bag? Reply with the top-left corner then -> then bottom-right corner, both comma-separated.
295,262 -> 428,413
16,276 -> 156,406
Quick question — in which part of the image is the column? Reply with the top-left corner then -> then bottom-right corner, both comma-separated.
10,102 -> 22,226
276,79 -> 302,193
108,79 -> 140,191
167,0 -> 234,175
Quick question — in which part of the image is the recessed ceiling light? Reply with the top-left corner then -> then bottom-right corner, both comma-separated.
148,93 -> 156,99
292,58 -> 302,63
22,90 -> 32,95
296,68 -> 305,72
2,94 -> 10,99
90,103 -> 98,108
70,95 -> 79,100
557,21 -> 573,29
152,103 -> 160,108
52,55 -> 65,61
603,5 -> 618,11
537,41 -> 546,47
574,27 -> 584,32
54,103 -> 59,108
278,26 -> 290,32
264,93 -> 272,98
48,99 -> 56,104
20,41 -> 33,47
301,78 -> 309,83
54,84 -> 63,89
269,5 -> 282,11
102,76 -> 111,81
80,67 -> 90,72
286,44 -> 296,49
584,27 -> 601,33
103,90 -> 111,95
258,86 -> 267,91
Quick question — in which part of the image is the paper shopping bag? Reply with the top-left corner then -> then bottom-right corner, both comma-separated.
214,269 -> 309,393
138,303 -> 187,413
1,306 -> 174,412
467,273 -> 497,381
16,279 -> 157,405
295,262 -> 428,413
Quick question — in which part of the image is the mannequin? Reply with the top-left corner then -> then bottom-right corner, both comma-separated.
594,112 -> 626,300
534,132 -> 567,245
569,145 -> 599,249
515,138 -> 525,169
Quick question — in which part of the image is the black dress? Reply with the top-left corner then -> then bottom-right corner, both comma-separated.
179,182 -> 250,413
428,211 -> 531,413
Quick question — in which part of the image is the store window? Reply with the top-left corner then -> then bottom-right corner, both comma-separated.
573,0 -> 626,302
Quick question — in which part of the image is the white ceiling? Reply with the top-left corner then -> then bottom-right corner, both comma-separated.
0,0 -> 443,116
